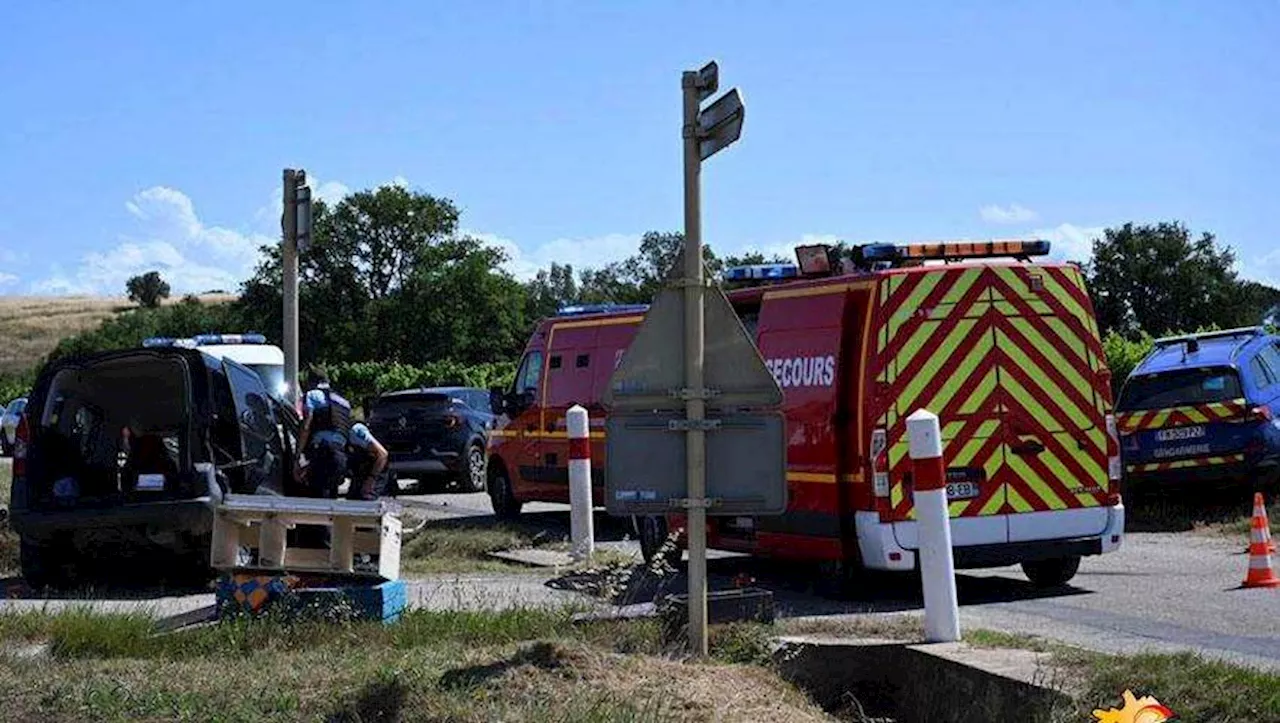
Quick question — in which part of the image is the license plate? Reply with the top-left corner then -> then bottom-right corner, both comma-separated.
946,481 -> 981,500
1155,425 -> 1205,442
136,473 -> 166,491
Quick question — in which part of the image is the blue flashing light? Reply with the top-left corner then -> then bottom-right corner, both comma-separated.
555,304 -> 650,317
1024,240 -> 1051,256
859,243 -> 899,262
142,337 -> 197,349
193,333 -> 267,346
723,263 -> 799,281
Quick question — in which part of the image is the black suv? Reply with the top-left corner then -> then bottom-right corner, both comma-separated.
8,346 -> 300,587
367,386 -> 495,493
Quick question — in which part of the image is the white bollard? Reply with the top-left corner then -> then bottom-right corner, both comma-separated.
907,408 -> 961,643
566,404 -> 595,561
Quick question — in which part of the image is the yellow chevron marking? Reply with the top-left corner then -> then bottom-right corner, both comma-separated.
1005,451 -> 1068,511
907,325 -> 993,417
957,366 -> 1000,417
898,318 -> 983,415
1005,318 -> 1095,403
938,268 -> 983,305
885,272 -> 944,347
998,332 -> 1094,432
1003,484 -> 1034,513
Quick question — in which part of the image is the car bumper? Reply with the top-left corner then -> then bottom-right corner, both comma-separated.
388,448 -> 463,475
1124,458 -> 1276,487
856,503 -> 1125,571
11,497 -> 218,541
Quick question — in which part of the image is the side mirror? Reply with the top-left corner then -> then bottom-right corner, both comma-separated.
489,386 -> 506,415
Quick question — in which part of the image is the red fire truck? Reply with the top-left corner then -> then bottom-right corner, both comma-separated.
486,239 -> 1125,586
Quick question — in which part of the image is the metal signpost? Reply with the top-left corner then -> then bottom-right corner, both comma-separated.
281,169 -> 312,407
603,60 -> 784,657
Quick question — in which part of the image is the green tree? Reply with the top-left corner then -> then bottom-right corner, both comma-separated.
239,184 -> 530,367
576,231 -> 722,305
126,271 -> 171,309
524,262 -> 580,320
1085,222 -> 1277,337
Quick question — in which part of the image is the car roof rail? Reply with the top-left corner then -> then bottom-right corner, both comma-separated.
1153,327 -> 1264,349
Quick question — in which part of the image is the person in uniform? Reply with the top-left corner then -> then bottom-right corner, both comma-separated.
345,421 -> 391,500
295,368 -> 354,500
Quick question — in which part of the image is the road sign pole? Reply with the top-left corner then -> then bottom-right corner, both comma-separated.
681,69 -> 709,658
282,169 -> 300,408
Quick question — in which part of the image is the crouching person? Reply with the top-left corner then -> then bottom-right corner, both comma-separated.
346,421 -> 392,500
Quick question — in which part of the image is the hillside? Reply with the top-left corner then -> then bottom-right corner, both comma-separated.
0,294 -> 235,375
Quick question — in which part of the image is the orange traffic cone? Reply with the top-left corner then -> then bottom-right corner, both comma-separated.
1242,494 -> 1280,589
1256,493 -> 1277,554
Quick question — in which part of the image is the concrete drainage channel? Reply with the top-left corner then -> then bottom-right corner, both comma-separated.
773,636 -> 1070,723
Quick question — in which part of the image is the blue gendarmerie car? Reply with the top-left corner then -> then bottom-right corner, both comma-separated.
1116,327 -> 1280,491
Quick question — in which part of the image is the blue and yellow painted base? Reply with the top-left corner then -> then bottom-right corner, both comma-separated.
215,572 -> 408,624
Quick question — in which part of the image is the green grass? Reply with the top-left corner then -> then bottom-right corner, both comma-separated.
400,522 -> 573,575
0,608 -> 825,723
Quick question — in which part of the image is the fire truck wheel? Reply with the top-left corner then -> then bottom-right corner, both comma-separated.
488,465 -> 523,521
1020,556 -> 1081,588
637,515 -> 673,565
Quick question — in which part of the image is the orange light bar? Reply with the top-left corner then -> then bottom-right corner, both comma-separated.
898,239 -> 1050,260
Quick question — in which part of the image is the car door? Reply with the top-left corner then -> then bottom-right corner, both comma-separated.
507,350 -> 545,497
223,359 -> 285,493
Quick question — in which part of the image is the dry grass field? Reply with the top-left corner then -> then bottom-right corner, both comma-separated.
0,295 -> 234,375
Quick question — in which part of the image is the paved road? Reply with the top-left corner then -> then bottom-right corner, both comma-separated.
4,483 -> 1278,672
395,490 -> 1280,671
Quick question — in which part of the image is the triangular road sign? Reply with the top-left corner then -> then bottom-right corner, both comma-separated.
602,248 -> 783,411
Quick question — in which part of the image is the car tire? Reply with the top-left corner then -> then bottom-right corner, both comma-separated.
637,515 -> 674,566
1021,556 -> 1081,588
20,537 -> 76,591
488,465 -> 523,521
461,443 -> 487,494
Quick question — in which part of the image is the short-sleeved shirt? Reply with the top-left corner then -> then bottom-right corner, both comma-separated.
348,423 -> 376,452
304,386 -> 350,447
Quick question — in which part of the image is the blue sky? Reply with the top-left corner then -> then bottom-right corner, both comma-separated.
1,1 -> 1277,295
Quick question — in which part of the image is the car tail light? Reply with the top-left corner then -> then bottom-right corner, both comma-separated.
1250,405 -> 1274,423
12,414 -> 28,479
870,428 -> 889,498
1105,413 -> 1122,482
444,414 -> 460,429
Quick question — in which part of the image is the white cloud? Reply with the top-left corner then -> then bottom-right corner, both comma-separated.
35,186 -> 272,295
0,272 -> 17,287
1027,223 -> 1104,263
981,204 -> 1039,224
467,229 -> 642,281
470,229 -> 822,281
1252,249 -> 1280,288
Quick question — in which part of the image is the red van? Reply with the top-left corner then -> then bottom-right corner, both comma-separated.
487,239 -> 1125,586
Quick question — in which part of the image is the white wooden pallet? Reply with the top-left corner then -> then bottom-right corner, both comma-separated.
210,494 -> 403,580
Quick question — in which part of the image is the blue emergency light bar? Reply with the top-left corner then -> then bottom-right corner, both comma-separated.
192,333 -> 267,345
722,263 -> 799,281
142,333 -> 267,349
555,304 -> 650,317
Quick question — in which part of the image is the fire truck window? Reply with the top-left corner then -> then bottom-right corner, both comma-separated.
549,355 -> 562,370
734,304 -> 761,342
515,351 -> 544,395
576,354 -> 590,368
